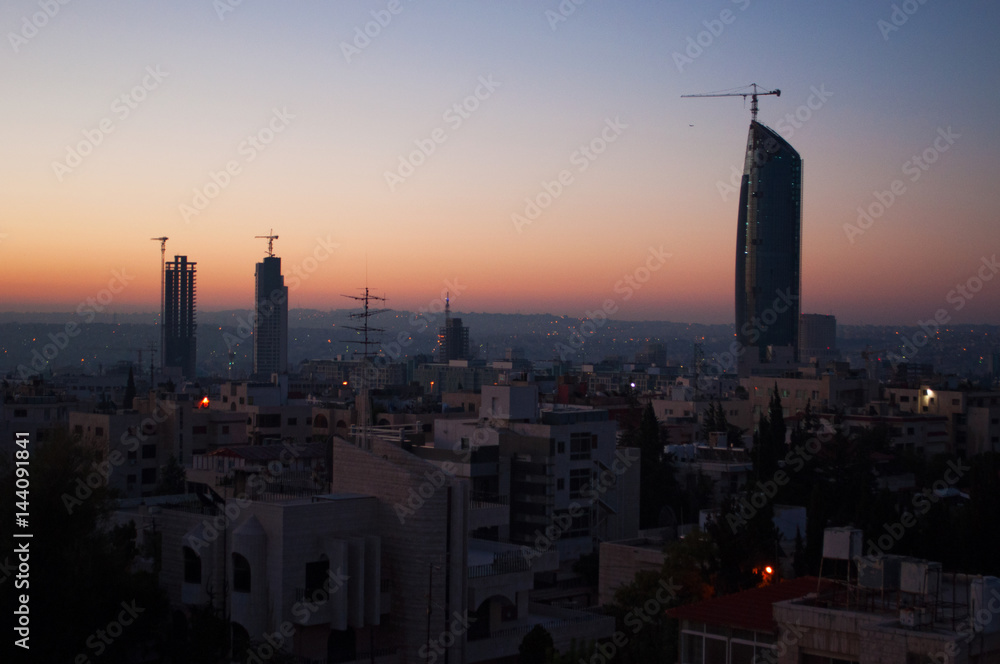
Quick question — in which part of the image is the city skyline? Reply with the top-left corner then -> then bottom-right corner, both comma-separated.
3,1 -> 999,326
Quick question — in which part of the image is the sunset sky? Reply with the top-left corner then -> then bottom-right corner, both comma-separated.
2,1 -> 998,325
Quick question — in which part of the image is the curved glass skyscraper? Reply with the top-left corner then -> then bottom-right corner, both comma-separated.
735,121 -> 801,363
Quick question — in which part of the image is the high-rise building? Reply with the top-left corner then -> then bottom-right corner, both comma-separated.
799,313 -> 838,365
253,255 -> 288,377
735,121 -> 802,368
163,255 -> 197,379
437,296 -> 469,361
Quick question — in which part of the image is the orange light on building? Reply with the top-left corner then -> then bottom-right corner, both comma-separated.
199,396 -> 210,408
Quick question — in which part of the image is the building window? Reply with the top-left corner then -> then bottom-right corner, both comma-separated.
142,444 -> 156,459
557,478 -> 564,491
192,425 -> 207,434
183,546 -> 201,584
288,418 -> 297,426
305,557 -> 330,594
141,468 -> 157,484
232,554 -> 251,593
569,468 -> 590,500
900,395 -> 910,403
127,474 -> 136,488
222,425 -> 230,434
95,427 -> 104,436
570,432 -> 591,461
13,409 -> 27,418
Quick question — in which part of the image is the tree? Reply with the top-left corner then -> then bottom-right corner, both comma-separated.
124,366 -> 136,409
155,455 -> 187,495
519,624 -> 555,664
0,431 -> 169,663
638,403 -> 676,528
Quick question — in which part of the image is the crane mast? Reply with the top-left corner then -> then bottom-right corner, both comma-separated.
681,83 -> 781,122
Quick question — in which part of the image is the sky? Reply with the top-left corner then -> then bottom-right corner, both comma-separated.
2,0 -> 999,325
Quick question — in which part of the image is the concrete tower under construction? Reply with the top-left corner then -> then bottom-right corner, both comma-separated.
163,255 -> 197,379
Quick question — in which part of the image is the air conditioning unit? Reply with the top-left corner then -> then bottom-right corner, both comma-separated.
970,577 -> 1000,634
900,559 -> 941,595
822,527 -> 862,560
900,607 -> 932,628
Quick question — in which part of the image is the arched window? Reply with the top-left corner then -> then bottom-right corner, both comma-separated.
183,546 -> 201,584
232,553 -> 251,593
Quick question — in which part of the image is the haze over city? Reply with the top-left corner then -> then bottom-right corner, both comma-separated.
3,1 -> 999,325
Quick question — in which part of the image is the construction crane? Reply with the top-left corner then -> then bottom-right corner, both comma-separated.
681,83 -> 780,123
150,237 -> 167,376
255,229 -> 278,257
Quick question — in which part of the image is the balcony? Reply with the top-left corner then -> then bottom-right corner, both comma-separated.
469,492 -> 508,530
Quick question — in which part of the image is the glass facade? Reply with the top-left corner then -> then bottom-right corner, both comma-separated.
735,121 -> 802,362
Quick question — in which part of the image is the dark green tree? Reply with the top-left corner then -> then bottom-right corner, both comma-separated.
519,624 -> 555,664
123,366 -> 136,409
154,455 -> 187,495
0,431 -> 169,663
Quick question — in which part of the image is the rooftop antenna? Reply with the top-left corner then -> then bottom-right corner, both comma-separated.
150,236 -> 168,381
681,83 -> 781,123
341,287 -> 389,451
254,229 -> 278,257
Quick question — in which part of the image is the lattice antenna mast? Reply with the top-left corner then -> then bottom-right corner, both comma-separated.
254,229 -> 278,257
681,82 -> 781,123
150,237 -> 168,379
341,287 -> 389,451
341,287 -> 389,361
